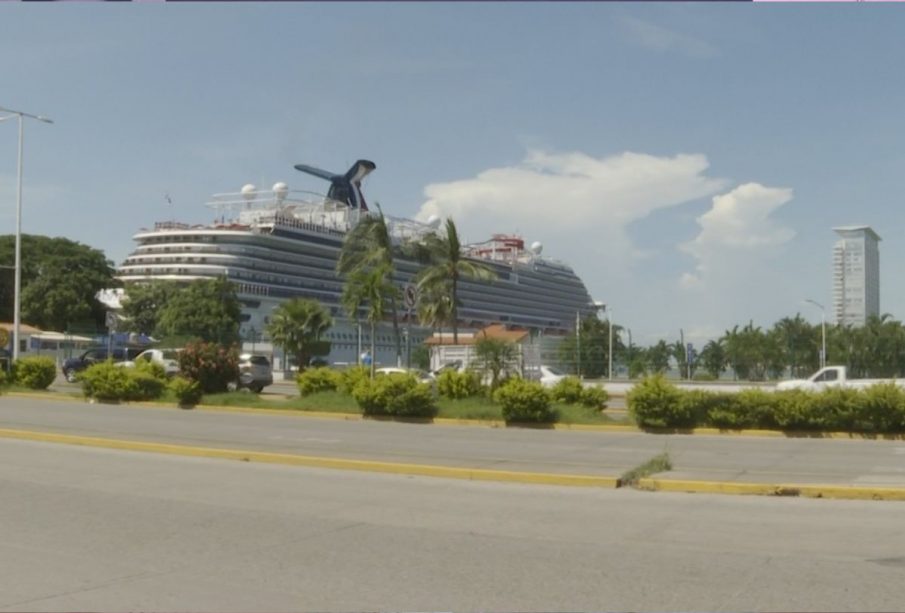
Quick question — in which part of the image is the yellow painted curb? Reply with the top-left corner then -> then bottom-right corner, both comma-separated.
0,427 -> 619,489
637,478 -> 905,501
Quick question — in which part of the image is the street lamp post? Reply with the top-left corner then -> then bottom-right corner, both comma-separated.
608,307 -> 613,381
805,298 -> 827,370
0,106 -> 53,362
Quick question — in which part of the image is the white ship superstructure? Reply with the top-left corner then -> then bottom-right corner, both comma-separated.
117,160 -> 596,366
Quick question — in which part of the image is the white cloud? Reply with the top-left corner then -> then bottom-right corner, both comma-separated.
416,149 -> 727,277
679,182 -> 795,288
620,16 -> 718,59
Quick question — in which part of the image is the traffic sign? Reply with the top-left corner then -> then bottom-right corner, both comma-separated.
404,284 -> 417,310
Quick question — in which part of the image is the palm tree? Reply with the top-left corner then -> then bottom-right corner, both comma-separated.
416,283 -> 452,335
341,264 -> 398,378
266,298 -> 333,372
337,206 -> 403,365
473,337 -> 518,393
415,218 -> 495,344
698,340 -> 726,379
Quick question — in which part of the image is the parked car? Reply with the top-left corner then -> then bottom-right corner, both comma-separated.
61,346 -> 145,383
538,365 -> 567,388
236,353 -> 273,393
117,349 -> 181,378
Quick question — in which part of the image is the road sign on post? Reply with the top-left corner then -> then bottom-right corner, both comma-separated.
404,284 -> 417,311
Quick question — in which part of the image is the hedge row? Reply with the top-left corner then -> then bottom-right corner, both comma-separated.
628,375 -> 905,432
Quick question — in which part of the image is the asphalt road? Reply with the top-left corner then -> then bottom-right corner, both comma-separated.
2,437 -> 905,612
2,395 -> 905,486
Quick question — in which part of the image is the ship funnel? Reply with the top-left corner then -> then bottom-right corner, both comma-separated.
293,159 -> 376,211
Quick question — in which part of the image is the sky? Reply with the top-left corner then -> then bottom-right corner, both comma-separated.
1,3 -> 905,346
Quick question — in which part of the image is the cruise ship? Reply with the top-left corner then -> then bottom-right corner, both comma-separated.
117,160 -> 596,366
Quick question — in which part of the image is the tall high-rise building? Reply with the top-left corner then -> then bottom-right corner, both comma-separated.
832,226 -> 881,327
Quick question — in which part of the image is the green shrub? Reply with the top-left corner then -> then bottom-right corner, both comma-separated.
806,387 -> 862,431
170,376 -> 202,407
127,371 -> 167,401
851,384 -> 905,432
494,378 -> 555,423
177,341 -> 239,393
135,359 -> 168,381
550,376 -> 584,404
338,365 -> 370,394
80,361 -> 138,402
628,375 -> 690,428
772,389 -> 821,430
0,367 -> 8,387
702,389 -> 774,430
437,370 -> 482,399
13,356 -> 57,390
579,385 -> 609,409
352,373 -> 437,418
298,368 -> 341,396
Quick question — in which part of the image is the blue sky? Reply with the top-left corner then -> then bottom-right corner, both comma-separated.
2,4 -> 905,345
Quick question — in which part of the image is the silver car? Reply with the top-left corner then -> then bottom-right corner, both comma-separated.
237,353 -> 273,393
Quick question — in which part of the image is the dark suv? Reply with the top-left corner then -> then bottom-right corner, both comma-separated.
62,347 -> 144,383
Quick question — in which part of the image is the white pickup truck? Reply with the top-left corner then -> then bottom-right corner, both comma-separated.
776,366 -> 905,392
117,349 -> 181,378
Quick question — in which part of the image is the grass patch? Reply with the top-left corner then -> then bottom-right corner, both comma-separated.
436,396 -> 502,420
201,390 -> 360,413
620,452 -> 672,486
555,403 -> 618,425
5,384 -> 83,398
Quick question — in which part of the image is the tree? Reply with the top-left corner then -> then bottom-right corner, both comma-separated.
416,282 -> 453,334
337,206 -> 403,365
698,340 -> 726,379
120,281 -> 180,335
557,315 -> 622,378
415,218 -> 495,344
341,264 -> 398,377
646,340 -> 672,374
155,276 -> 241,344
473,337 -> 518,393
770,314 -> 819,378
266,298 -> 332,372
0,235 -> 116,331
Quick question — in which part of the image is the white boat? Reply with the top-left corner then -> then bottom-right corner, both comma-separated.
117,160 -> 596,366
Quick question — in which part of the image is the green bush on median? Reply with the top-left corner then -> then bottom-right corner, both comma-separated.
550,376 -> 584,404
169,376 -> 202,407
437,370 -> 482,399
13,356 -> 57,390
352,372 -> 437,418
627,375 -> 689,428
80,361 -> 138,403
297,367 -> 341,396
494,378 -> 555,423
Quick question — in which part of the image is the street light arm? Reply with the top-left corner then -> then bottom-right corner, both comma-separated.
0,106 -> 53,123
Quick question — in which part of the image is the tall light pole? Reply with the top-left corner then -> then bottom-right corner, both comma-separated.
805,298 -> 827,369
0,106 -> 53,362
608,309 -> 613,380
